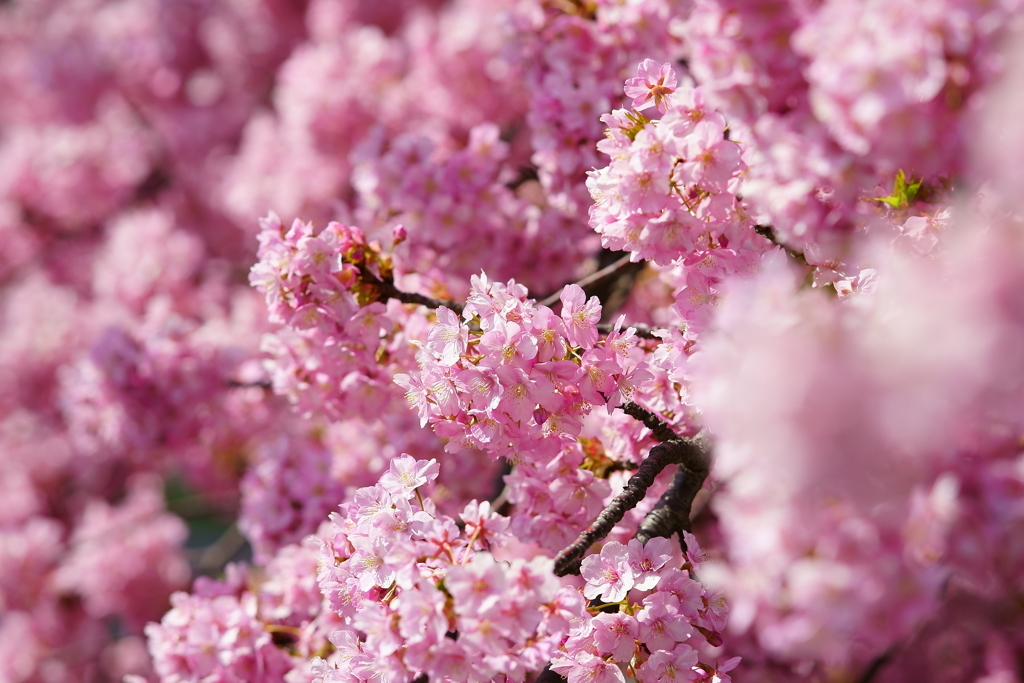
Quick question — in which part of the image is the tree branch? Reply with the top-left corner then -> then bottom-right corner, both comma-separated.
535,665 -> 566,683
620,402 -> 680,443
595,321 -> 661,340
633,451 -> 710,544
538,254 -> 643,309
754,224 -> 808,266
553,437 -> 707,576
856,646 -> 897,683
361,271 -> 465,315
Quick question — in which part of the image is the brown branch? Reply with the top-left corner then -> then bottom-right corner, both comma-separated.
196,524 -> 249,575
538,254 -> 643,309
552,437 -> 707,576
535,666 -> 566,683
633,442 -> 710,545
619,402 -> 711,549
754,224 -> 808,266
361,271 -> 464,315
856,646 -> 897,683
620,402 -> 679,443
227,380 -> 272,389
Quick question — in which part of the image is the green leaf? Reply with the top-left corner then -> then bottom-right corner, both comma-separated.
875,169 -> 921,210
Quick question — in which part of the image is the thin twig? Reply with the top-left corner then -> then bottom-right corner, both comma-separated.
196,524 -> 249,575
538,255 -> 640,308
754,224 -> 808,265
361,271 -> 465,315
536,666 -> 566,683
227,380 -> 272,389
856,646 -> 897,683
595,321 -> 662,340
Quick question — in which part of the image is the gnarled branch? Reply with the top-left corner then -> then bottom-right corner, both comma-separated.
620,402 -> 679,443
552,435 -> 708,576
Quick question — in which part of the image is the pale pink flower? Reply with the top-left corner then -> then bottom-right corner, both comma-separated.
581,542 -> 635,603
593,612 -> 640,661
552,651 -> 627,683
624,59 -> 679,114
709,656 -> 742,683
561,284 -> 602,349
638,593 -> 693,651
446,552 -> 507,613
426,306 -> 468,366
627,537 -> 674,590
379,455 -> 440,500
348,536 -> 397,591
636,643 -> 699,683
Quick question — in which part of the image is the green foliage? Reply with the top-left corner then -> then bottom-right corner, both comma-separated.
875,169 -> 922,210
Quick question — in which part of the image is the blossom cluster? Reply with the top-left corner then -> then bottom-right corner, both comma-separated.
249,213 -> 410,420
550,534 -> 738,683
398,280 -> 649,456
310,455 -> 733,683
691,227 -> 1024,672
588,60 -> 772,330
392,277 -> 669,548
4,0 -> 1024,682
145,542 -> 331,683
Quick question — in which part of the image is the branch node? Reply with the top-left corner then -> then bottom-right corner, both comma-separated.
620,402 -> 679,443
552,435 -> 709,576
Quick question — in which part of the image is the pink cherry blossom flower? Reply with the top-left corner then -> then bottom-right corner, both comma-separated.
656,570 -> 705,621
593,612 -> 640,661
581,542 -> 635,603
708,656 -> 742,683
445,552 -> 508,614
627,537 -> 674,590
624,59 -> 679,114
460,500 -> 511,550
552,651 -> 627,683
638,593 -> 693,651
426,306 -> 468,366
379,455 -> 440,500
348,536 -> 397,591
560,284 -> 602,349
636,643 -> 699,683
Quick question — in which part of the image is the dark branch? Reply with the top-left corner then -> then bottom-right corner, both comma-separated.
622,402 -> 711,547
505,164 -> 539,190
754,224 -> 808,266
856,646 -> 897,683
361,271 -> 465,315
620,402 -> 679,443
633,450 -> 710,544
227,380 -> 272,389
535,665 -> 566,683
553,437 -> 707,576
